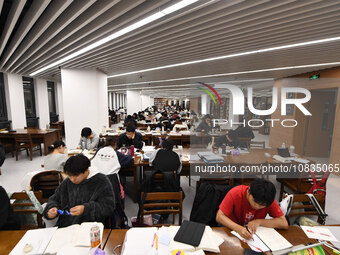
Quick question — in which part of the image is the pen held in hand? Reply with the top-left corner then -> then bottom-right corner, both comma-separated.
246,226 -> 254,241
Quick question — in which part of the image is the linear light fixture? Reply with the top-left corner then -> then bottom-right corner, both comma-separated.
108,36 -> 340,78
29,0 -> 199,76
109,61 -> 340,87
108,78 -> 273,87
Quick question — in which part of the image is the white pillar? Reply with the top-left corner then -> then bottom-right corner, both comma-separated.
141,95 -> 152,110
108,92 -> 112,110
35,78 -> 50,129
201,94 -> 208,115
3,72 -> 26,129
229,95 -> 239,122
61,68 -> 108,148
55,82 -> 64,121
127,90 -> 142,115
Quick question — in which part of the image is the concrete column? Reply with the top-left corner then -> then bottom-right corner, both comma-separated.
201,94 -> 209,115
3,72 -> 26,129
55,82 -> 64,121
61,68 -> 108,148
108,92 -> 112,110
35,78 -> 50,129
127,90 -> 141,115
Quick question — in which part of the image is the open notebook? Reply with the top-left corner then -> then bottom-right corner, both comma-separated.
10,222 -> 104,255
232,226 -> 292,253
45,222 -> 104,253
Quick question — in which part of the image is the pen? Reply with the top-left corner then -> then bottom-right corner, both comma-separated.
321,241 -> 340,255
246,226 -> 254,241
241,238 -> 262,252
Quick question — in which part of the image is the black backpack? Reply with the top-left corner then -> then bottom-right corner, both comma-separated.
106,173 -> 129,229
190,183 -> 233,227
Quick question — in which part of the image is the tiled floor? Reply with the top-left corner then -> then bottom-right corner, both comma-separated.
1,129 -> 339,225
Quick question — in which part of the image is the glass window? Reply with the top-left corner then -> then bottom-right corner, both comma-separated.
0,72 -> 8,122
47,81 -> 58,123
23,77 -> 36,118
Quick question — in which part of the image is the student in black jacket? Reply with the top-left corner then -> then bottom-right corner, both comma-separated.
0,186 -> 21,230
43,154 -> 115,227
117,125 -> 143,149
149,140 -> 182,174
196,115 -> 213,133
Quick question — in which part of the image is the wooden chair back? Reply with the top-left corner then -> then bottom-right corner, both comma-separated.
30,170 -> 63,202
140,191 -> 183,226
249,141 -> 265,149
10,191 -> 43,229
288,193 -> 325,224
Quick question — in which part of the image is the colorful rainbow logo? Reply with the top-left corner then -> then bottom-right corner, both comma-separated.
196,82 -> 222,105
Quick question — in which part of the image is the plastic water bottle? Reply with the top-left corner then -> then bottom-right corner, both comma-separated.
81,141 -> 85,150
281,142 -> 286,148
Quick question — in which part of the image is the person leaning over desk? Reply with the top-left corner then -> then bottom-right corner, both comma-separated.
43,154 -> 115,227
216,179 -> 288,240
117,125 -> 143,149
77,127 -> 99,150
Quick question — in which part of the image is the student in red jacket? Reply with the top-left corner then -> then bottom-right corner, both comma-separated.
216,179 -> 288,240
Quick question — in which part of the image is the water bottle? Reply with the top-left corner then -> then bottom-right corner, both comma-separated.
281,142 -> 286,148
130,145 -> 134,157
81,141 -> 86,150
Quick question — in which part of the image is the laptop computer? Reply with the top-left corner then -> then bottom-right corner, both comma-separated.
277,148 -> 291,158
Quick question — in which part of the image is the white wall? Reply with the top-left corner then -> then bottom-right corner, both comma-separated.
141,95 -> 153,110
127,90 -> 141,115
61,68 -> 108,148
3,72 -> 26,129
35,78 -> 49,129
56,82 -> 64,121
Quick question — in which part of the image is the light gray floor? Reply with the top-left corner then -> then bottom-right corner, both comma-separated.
1,130 -> 339,225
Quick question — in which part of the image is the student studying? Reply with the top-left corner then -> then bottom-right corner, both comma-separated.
216,179 -> 288,240
43,154 -> 115,227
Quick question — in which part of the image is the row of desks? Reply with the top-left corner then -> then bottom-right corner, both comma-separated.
0,226 -> 333,255
0,129 -> 60,155
122,148 -> 312,202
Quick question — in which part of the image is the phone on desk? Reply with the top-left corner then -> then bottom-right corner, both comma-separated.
245,248 -> 263,254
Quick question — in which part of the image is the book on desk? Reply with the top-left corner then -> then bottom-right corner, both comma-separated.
9,222 -> 104,255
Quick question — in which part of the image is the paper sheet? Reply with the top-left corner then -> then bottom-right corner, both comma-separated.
10,227 -> 57,255
301,226 -> 339,242
255,226 -> 292,252
318,226 -> 340,246
231,231 -> 270,253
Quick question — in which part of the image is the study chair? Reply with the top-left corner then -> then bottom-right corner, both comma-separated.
140,191 -> 183,226
287,193 -> 326,224
15,133 -> 42,161
249,140 -> 265,149
10,191 -> 43,229
278,170 -> 329,203
30,170 -> 64,203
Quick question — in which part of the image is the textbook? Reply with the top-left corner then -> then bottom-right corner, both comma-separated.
232,226 -> 293,253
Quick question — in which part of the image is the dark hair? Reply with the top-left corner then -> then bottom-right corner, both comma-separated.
64,154 -> 90,176
249,179 -> 276,206
162,139 -> 174,150
48,140 -> 65,153
126,125 -> 136,132
104,137 -> 115,147
81,127 -> 92,137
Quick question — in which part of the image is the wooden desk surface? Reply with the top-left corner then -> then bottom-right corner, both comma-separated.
0,229 -> 111,255
103,226 -> 327,255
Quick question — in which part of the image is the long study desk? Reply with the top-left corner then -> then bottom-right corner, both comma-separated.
2,226 -> 336,254
0,129 -> 60,155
